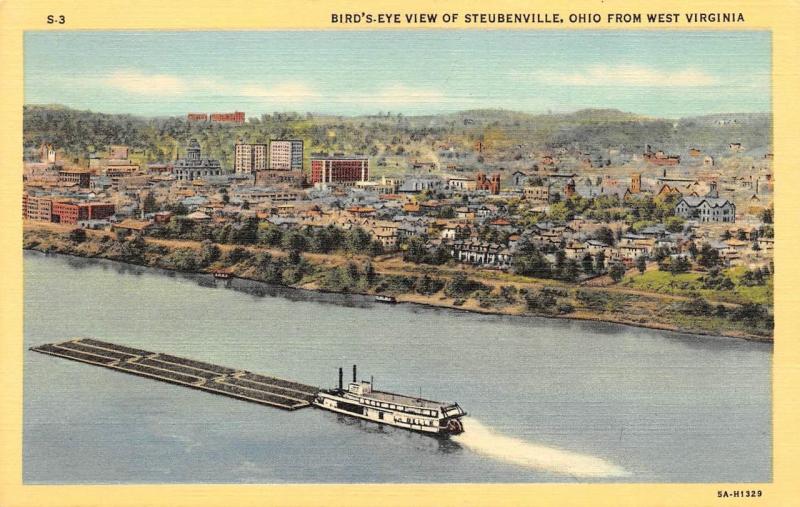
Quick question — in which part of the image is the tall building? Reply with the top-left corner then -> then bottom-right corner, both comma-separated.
172,139 -> 223,181
234,143 -> 267,174
310,156 -> 369,185
269,140 -> 304,171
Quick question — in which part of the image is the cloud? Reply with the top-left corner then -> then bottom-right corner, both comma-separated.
96,70 -> 320,102
533,65 -> 719,88
100,70 -> 189,95
239,82 -> 320,102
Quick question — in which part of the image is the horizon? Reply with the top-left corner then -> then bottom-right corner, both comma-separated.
23,103 -> 772,121
24,31 -> 771,118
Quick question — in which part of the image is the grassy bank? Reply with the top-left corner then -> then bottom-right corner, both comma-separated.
23,222 -> 773,342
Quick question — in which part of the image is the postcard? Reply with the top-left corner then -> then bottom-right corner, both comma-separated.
1,0 -> 797,506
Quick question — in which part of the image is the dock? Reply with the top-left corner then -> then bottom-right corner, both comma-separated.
30,338 -> 319,410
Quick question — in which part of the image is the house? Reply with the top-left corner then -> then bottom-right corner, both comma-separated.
564,242 -> 587,260
113,218 -> 154,236
186,211 -> 212,222
675,196 -> 736,223
617,234 -> 655,260
451,240 -> 513,269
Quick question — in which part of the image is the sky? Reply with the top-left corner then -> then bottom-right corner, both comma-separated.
24,30 -> 771,118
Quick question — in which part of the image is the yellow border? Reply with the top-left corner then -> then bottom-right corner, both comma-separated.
1,1 -> 798,505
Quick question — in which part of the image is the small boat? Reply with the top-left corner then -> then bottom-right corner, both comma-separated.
314,365 -> 467,436
375,294 -> 397,304
212,270 -> 233,280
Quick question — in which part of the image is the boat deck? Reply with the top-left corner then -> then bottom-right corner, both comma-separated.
30,338 -> 319,410
361,389 -> 448,410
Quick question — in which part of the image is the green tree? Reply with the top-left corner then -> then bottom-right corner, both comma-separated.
200,240 -> 221,266
594,250 -> 606,273
636,255 -> 647,274
68,228 -> 87,244
609,262 -> 626,282
581,253 -> 594,275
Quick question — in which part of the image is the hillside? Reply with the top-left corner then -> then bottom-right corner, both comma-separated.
23,105 -> 772,173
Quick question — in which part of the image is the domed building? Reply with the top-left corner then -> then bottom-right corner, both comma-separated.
172,139 -> 222,181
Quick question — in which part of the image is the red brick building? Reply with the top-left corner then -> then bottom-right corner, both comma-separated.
476,172 -> 501,195
187,113 -> 209,121
51,201 -> 115,224
310,156 -> 369,184
210,111 -> 245,123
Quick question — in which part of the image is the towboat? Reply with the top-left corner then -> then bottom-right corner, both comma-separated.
212,270 -> 233,280
374,294 -> 397,304
314,365 -> 467,436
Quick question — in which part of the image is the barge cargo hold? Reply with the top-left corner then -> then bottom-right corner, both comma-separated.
30,338 -> 318,410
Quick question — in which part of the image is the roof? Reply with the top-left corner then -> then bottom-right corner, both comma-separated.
678,196 -> 734,208
115,219 -> 153,231
186,211 -> 211,220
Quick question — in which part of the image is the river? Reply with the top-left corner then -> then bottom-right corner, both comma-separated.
23,251 -> 772,483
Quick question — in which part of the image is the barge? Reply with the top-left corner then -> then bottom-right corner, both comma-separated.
314,365 -> 467,436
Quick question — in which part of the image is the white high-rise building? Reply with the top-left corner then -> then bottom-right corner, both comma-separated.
269,140 -> 303,171
234,143 -> 267,174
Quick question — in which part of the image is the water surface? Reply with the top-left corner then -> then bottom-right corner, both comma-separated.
23,251 -> 772,483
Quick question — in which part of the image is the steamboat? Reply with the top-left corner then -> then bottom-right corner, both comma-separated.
314,365 -> 467,436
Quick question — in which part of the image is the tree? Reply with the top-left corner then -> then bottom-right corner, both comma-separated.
609,262 -> 626,282
346,227 -> 372,254
200,240 -> 221,266
592,226 -> 615,246
68,228 -> 87,244
226,246 -> 249,264
636,255 -> 647,274
282,230 -> 308,253
664,216 -> 684,233
581,253 -> 594,275
365,261 -> 376,285
761,208 -> 773,224
594,250 -> 606,273
669,256 -> 691,274
697,244 -> 721,268
403,236 -> 429,264
142,193 -> 157,213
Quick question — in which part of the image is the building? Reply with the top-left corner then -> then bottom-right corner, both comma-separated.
310,156 -> 369,185
39,143 -> 56,164
451,240 -> 513,268
675,196 -> 736,223
269,140 -> 304,171
630,173 -> 641,194
476,172 -> 501,194
255,170 -> 305,187
109,145 -> 129,160
22,193 -> 52,221
172,139 -> 223,181
51,201 -> 115,225
234,143 -> 267,174
523,185 -> 550,205
187,113 -> 209,122
210,111 -> 245,123
58,169 -> 91,188
399,177 -> 444,193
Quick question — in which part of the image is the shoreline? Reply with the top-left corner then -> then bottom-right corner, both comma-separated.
23,247 -> 774,345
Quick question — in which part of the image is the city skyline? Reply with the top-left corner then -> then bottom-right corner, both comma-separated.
24,30 -> 770,119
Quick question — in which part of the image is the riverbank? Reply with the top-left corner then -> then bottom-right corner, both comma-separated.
23,222 -> 773,342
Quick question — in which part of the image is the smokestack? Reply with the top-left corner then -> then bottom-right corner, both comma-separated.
338,367 -> 343,391
353,364 -> 357,383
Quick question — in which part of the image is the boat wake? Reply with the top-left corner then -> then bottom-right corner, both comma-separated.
452,417 -> 629,479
